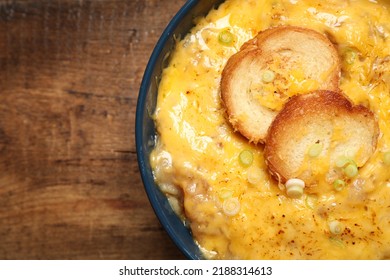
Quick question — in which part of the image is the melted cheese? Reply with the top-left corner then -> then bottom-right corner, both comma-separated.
151,0 -> 390,259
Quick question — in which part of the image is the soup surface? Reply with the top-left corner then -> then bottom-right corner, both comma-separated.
150,0 -> 390,259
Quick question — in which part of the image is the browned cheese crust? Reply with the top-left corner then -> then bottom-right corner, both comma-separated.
264,90 -> 379,189
220,26 -> 341,144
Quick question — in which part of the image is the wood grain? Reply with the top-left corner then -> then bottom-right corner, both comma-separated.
0,0 -> 187,259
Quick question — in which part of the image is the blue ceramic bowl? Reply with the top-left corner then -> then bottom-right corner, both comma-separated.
136,0 -> 225,259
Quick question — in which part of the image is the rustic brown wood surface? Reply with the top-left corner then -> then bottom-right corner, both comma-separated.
0,0 -> 187,259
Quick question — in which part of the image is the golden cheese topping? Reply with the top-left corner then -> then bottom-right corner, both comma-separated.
150,0 -> 390,259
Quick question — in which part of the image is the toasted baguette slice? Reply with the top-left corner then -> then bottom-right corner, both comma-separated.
264,90 -> 379,188
221,26 -> 340,143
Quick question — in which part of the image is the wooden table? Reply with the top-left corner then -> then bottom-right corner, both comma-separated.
0,0 -> 187,259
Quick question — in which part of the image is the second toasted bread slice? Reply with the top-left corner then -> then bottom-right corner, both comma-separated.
264,90 -> 379,189
221,26 -> 340,143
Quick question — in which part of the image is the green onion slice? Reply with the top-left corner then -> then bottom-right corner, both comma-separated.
239,150 -> 254,167
247,167 -> 262,185
344,163 -> 358,178
308,143 -> 323,158
262,70 -> 275,83
305,194 -> 318,209
329,220 -> 345,235
223,197 -> 240,216
218,30 -> 234,46
333,179 -> 346,191
286,185 -> 304,199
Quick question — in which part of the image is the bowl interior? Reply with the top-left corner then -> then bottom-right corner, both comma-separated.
136,0 -> 225,259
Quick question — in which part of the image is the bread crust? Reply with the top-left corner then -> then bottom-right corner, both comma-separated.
221,26 -> 341,143
264,90 -> 379,187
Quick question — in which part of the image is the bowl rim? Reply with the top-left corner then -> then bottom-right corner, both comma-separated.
136,0 -> 203,260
